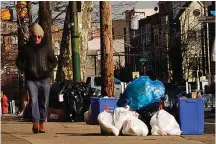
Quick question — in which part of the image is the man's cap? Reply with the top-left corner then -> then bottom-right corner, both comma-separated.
31,23 -> 44,37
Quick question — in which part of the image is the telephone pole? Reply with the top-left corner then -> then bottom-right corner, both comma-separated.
39,2 -> 52,49
70,1 -> 81,83
39,2 -> 54,82
100,2 -> 114,97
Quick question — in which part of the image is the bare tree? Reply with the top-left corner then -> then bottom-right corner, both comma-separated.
55,4 -> 71,81
79,2 -> 93,81
1,1 -> 137,82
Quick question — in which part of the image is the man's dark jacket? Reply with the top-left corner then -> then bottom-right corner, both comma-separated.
16,38 -> 57,80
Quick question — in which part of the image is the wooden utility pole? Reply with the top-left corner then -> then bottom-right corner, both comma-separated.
39,2 -> 52,49
39,2 -> 54,82
100,2 -> 114,97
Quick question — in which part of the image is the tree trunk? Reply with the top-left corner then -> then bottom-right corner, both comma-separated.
56,5 -> 73,82
56,2 -> 93,82
17,1 -> 27,111
79,1 -> 93,81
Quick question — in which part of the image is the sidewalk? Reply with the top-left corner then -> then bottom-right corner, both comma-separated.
1,116 -> 214,144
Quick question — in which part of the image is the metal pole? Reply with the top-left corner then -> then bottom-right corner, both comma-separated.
94,56 -> 97,75
70,1 -> 81,83
118,55 -> 121,68
100,1 -> 114,97
131,30 -> 136,71
200,4 -> 206,75
201,25 -> 205,75
204,1 -> 209,74
125,11 -> 130,68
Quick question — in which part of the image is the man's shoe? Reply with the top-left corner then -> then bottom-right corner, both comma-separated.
32,122 -> 39,134
39,123 -> 45,133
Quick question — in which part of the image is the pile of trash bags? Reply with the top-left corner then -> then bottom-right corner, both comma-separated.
97,106 -> 182,136
117,76 -> 165,111
98,106 -> 148,136
49,81 -> 98,122
84,76 -> 182,136
63,82 -> 95,122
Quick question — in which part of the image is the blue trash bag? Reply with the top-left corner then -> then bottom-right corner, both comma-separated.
117,76 -> 165,111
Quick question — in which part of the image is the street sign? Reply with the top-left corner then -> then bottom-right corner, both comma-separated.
198,16 -> 215,23
132,71 -> 139,79
210,10 -> 216,16
139,58 -> 148,62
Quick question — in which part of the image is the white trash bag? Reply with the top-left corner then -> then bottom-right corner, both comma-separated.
113,107 -> 136,131
150,109 -> 182,136
84,105 -> 92,124
122,116 -> 149,136
97,111 -> 120,136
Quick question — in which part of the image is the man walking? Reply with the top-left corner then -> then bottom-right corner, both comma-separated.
16,23 -> 57,133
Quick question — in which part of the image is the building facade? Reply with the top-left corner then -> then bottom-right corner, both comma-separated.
131,1 -> 206,84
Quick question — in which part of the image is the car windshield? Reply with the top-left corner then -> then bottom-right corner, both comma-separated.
114,78 -> 121,84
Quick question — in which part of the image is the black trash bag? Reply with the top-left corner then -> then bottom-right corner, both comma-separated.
64,88 -> 83,122
137,102 -> 161,135
72,82 -> 94,112
49,80 -> 71,108
63,82 -> 94,122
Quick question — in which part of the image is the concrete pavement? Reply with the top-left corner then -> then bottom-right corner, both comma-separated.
1,116 -> 215,144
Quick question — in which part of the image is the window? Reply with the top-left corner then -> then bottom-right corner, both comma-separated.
86,77 -> 91,84
94,77 -> 101,86
93,76 -> 121,86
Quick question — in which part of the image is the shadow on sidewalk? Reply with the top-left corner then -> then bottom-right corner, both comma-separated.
56,132 -> 101,136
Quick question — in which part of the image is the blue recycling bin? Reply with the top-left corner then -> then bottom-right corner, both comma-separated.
90,97 -> 119,125
179,98 -> 204,135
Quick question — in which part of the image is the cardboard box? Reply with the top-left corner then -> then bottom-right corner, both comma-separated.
47,108 -> 65,122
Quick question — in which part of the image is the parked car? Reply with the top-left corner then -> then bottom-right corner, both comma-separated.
86,75 -> 126,97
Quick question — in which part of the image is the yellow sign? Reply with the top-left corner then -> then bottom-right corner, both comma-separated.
17,1 -> 27,18
132,72 -> 139,79
1,8 -> 13,21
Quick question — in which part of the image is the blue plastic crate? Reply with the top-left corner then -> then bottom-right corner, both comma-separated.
90,97 -> 119,125
179,98 -> 204,135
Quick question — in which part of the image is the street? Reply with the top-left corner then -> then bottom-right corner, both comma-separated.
1,112 -> 215,144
